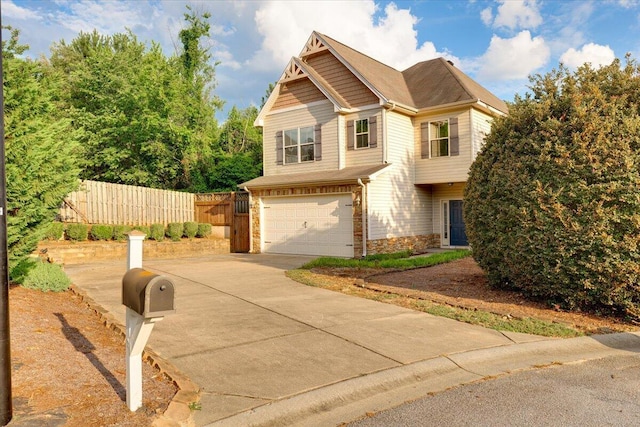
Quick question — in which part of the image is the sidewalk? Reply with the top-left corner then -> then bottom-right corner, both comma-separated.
64,254 -> 640,426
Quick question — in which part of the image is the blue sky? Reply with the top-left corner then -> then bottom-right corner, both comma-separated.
2,0 -> 639,120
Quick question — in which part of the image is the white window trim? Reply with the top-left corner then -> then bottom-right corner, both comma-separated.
283,126 -> 315,164
429,119 -> 450,159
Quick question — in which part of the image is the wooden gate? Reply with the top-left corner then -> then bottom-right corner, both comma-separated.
231,192 -> 250,253
194,192 -> 249,253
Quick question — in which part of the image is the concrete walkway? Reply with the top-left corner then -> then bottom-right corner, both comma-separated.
64,254 -> 640,426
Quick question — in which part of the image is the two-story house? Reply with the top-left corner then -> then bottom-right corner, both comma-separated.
240,31 -> 507,258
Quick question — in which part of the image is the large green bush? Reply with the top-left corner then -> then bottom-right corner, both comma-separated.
112,225 -> 132,241
44,222 -> 65,241
464,58 -> 640,320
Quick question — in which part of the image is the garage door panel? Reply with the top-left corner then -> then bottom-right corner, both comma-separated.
263,195 -> 354,258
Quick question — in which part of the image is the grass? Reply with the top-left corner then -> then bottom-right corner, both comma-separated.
288,251 -> 583,338
301,249 -> 472,270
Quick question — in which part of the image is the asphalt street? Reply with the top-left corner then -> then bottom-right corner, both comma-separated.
349,354 -> 640,427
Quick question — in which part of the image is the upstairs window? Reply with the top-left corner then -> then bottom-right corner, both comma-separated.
355,119 -> 369,148
420,117 -> 458,159
276,125 -> 322,165
430,120 -> 449,157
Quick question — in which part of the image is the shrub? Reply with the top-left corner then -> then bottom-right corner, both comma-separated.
196,223 -> 212,238
44,222 -> 65,241
132,225 -> 151,237
90,224 -> 113,241
66,223 -> 88,241
464,58 -> 640,320
149,223 -> 165,241
183,221 -> 198,239
166,222 -> 184,241
16,258 -> 71,292
112,225 -> 132,241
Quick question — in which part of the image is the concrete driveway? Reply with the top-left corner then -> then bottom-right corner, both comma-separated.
64,253 -> 640,426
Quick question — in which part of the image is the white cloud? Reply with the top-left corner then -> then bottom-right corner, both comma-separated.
250,0 -> 457,72
476,30 -> 550,81
480,7 -> 493,26
560,43 -> 616,69
53,0 -> 159,34
1,0 -> 43,20
491,0 -> 543,30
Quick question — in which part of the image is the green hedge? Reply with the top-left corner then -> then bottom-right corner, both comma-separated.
14,258 -> 71,292
197,223 -> 212,238
90,224 -> 113,241
66,223 -> 88,241
149,223 -> 165,241
166,222 -> 184,241
184,221 -> 199,239
112,225 -> 132,241
44,222 -> 65,241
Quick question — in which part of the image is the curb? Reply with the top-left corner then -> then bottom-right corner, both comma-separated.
208,332 -> 640,426
70,284 -> 200,427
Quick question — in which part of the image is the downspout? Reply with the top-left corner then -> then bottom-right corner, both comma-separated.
357,178 -> 367,258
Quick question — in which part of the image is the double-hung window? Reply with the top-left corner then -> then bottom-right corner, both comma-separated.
430,120 -> 449,157
355,119 -> 369,149
284,126 -> 314,164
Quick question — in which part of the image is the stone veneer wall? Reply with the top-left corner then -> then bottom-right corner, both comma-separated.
366,234 -> 440,256
248,184 -> 364,257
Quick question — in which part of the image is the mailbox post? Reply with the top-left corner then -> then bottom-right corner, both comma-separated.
123,232 -> 175,412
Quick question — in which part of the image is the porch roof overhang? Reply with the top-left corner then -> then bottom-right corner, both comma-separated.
239,164 -> 391,190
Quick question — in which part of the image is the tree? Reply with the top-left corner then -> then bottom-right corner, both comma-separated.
464,57 -> 640,320
3,27 -> 81,272
49,7 -> 222,191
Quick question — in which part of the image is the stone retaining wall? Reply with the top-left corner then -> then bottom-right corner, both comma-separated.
37,238 -> 230,265
366,234 -> 440,255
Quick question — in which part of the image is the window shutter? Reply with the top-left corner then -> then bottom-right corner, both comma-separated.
275,130 -> 283,165
347,120 -> 354,150
369,116 -> 377,148
314,124 -> 322,161
420,122 -> 429,159
449,117 -> 459,156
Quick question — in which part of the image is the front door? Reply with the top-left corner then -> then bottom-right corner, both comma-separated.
449,200 -> 468,246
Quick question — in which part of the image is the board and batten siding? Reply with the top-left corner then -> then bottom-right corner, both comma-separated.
414,109 -> 472,184
471,108 -> 494,158
344,109 -> 383,168
305,51 -> 379,108
432,182 -> 465,238
367,111 -> 431,240
263,101 -> 339,176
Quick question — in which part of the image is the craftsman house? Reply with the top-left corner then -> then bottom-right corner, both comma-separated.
241,31 -> 508,258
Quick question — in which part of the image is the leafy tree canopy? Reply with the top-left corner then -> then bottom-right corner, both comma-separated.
3,27 -> 81,272
464,56 -> 640,320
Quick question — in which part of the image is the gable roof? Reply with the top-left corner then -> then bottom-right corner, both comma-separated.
256,31 -> 507,125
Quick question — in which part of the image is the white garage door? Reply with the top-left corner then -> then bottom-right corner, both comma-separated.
262,194 -> 354,257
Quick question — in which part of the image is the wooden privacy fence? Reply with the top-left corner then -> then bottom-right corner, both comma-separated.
59,180 -> 195,225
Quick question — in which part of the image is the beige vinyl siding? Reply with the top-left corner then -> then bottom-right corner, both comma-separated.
345,109 -> 383,167
471,108 -> 493,158
367,111 -> 431,239
432,182 -> 465,237
272,79 -> 327,110
306,51 -> 379,107
414,109 -> 473,184
263,101 -> 338,176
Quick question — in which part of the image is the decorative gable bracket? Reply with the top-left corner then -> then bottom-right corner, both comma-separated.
301,33 -> 328,58
281,59 -> 307,83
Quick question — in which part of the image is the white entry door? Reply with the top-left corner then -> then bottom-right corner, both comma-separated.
262,194 -> 354,257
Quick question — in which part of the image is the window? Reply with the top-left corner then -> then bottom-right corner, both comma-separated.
430,120 -> 449,157
284,126 -> 314,164
355,119 -> 369,148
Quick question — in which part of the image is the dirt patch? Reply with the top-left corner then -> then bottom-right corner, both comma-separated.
8,285 -> 178,426
312,257 -> 639,335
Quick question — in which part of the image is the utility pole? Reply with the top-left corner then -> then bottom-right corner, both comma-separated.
0,7 -> 14,425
